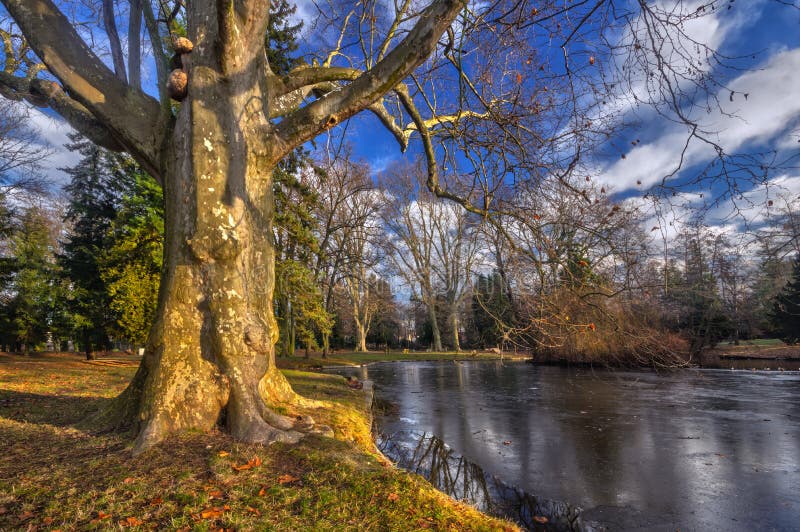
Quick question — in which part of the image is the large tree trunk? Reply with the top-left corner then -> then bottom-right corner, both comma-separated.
451,311 -> 461,352
106,9 -> 324,452
355,318 -> 368,352
429,303 -> 443,352
321,332 -> 330,358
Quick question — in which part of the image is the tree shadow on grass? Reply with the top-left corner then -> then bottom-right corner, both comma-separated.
0,405 -> 224,531
0,389 -> 112,428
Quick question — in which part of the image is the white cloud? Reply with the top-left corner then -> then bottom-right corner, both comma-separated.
25,106 -> 79,187
601,47 -> 800,192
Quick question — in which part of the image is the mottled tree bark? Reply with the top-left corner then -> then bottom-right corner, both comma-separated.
115,2 -> 324,451
354,315 -> 369,353
0,0 -> 463,452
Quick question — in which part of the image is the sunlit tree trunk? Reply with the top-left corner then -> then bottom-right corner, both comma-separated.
451,311 -> 461,352
112,6 -> 316,451
429,304 -> 443,352
321,331 -> 331,358
0,0 -> 462,452
354,313 -> 368,352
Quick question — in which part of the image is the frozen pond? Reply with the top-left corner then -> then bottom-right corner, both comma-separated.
333,361 -> 800,531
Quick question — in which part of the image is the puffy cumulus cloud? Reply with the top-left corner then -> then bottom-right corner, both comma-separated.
601,47 -> 800,192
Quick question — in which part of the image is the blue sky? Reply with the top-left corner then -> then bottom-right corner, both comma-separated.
17,0 -> 800,241
303,1 -> 800,238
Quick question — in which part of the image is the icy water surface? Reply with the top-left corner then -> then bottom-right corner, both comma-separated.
334,361 -> 800,531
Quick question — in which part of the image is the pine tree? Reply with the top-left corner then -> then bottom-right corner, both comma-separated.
469,272 -> 513,349
100,172 -> 164,347
2,205 -> 60,352
770,255 -> 800,345
685,235 -> 731,352
0,191 -> 15,300
265,0 -> 303,76
59,134 -> 132,359
268,4 -> 331,357
273,158 -> 332,357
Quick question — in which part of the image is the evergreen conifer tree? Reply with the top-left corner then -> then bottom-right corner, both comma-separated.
2,205 -> 59,352
770,255 -> 800,345
59,134 -> 131,359
100,172 -> 164,348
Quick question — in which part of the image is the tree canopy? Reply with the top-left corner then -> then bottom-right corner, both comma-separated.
0,0 -> 795,451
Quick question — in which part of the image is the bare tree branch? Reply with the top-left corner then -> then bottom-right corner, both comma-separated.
102,0 -> 128,83
271,0 -> 464,163
0,0 -> 163,175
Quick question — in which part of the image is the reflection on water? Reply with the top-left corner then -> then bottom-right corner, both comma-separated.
379,430 -> 585,531
334,361 -> 800,531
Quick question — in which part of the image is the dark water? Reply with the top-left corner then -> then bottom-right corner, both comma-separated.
334,361 -> 800,531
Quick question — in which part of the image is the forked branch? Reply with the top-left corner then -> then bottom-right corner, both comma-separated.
0,0 -> 164,174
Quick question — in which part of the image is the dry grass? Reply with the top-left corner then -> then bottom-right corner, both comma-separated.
0,352 -> 517,531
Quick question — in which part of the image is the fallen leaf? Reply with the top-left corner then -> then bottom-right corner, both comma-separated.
245,506 -> 261,516
387,492 -> 400,502
199,507 -> 225,519
43,516 -> 54,525
258,486 -> 267,496
533,515 -> 549,524
96,511 -> 112,520
232,456 -> 262,471
123,477 -> 135,484
217,451 -> 230,457
208,490 -> 224,499
17,510 -> 35,521
278,474 -> 300,485
149,497 -> 164,506
120,516 -> 144,527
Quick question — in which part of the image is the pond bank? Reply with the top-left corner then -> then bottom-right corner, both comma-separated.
0,352 -> 517,531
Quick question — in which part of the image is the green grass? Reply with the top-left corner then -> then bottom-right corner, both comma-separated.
277,349 -> 520,370
0,352 -> 517,531
715,338 -> 791,351
720,338 -> 785,347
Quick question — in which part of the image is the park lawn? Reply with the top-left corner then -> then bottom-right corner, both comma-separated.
713,339 -> 800,359
0,352 -> 517,531
276,350 -> 518,370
